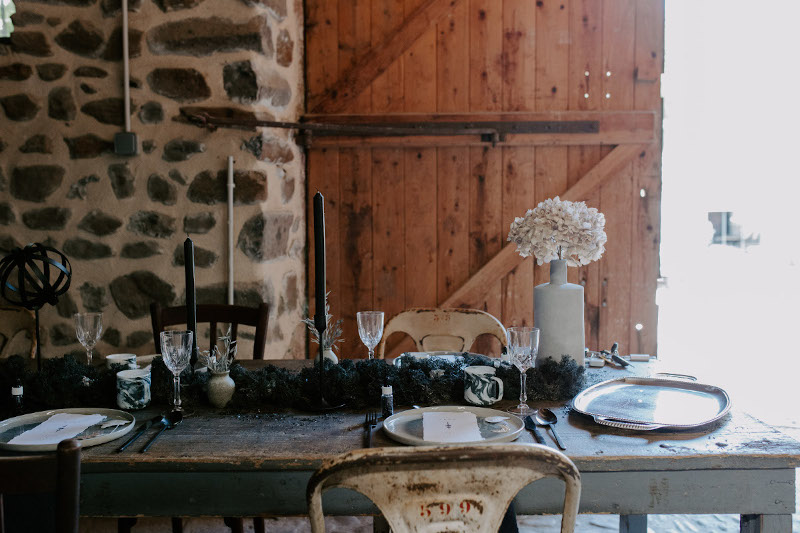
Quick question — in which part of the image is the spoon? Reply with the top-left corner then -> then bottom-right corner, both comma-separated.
140,411 -> 183,453
536,408 -> 566,450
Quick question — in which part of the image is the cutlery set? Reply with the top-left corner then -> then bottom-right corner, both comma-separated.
363,411 -> 378,448
117,411 -> 183,453
525,408 -> 566,450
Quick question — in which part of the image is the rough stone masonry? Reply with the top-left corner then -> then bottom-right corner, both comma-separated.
0,0 -> 306,359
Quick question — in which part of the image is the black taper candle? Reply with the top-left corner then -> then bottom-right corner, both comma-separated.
313,192 -> 327,404
184,237 -> 198,368
312,192 -> 326,333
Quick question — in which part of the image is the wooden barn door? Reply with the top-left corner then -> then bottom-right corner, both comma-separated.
304,0 -> 663,359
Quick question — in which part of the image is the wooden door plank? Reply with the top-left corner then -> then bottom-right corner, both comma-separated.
403,0 -> 437,113
597,0 -> 636,351
442,144 -> 643,309
469,146 -> 503,354
338,149 -> 374,358
598,162 -> 634,352
533,0 -> 570,289
371,149 -> 406,357
437,147 -> 470,304
500,146 -> 535,327
568,0 -> 604,351
402,148 -> 438,337
468,0 -> 503,112
630,0 -> 664,357
436,0 -> 469,112
371,0 -> 406,113
306,1 -> 339,104
310,0 -> 460,113
502,0 -> 536,111
602,0 -> 636,111
338,0 -> 372,111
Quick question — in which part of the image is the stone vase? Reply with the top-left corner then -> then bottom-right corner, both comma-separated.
208,371 -> 235,408
534,259 -> 585,366
314,348 -> 338,364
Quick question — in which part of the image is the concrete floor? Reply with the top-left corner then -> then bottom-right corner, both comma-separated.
80,512 -> 800,532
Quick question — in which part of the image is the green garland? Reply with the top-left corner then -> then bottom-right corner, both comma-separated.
1,354 -> 586,418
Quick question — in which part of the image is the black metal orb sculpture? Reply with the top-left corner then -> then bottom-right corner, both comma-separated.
0,243 -> 72,370
0,243 -> 72,309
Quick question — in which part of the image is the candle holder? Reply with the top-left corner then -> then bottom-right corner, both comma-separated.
301,319 -> 344,412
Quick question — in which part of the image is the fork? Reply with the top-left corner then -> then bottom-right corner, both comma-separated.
363,411 -> 378,448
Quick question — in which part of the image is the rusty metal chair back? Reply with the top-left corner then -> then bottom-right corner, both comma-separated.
376,308 -> 507,358
307,444 -> 581,533
0,306 -> 36,359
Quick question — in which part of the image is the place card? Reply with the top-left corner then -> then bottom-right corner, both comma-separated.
8,413 -> 105,445
422,411 -> 483,443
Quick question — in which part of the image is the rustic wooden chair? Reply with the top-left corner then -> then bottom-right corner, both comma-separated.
0,306 -> 36,359
147,302 -> 269,533
0,439 -> 81,533
150,302 -> 269,360
307,443 -> 581,533
376,308 -> 507,358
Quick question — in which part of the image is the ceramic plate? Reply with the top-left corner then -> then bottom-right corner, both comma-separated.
0,408 -> 135,452
382,406 -> 523,446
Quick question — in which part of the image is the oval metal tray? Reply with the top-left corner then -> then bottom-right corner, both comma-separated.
571,377 -> 731,430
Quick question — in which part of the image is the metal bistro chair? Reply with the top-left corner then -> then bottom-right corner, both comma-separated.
307,444 -> 581,533
0,306 -> 36,360
0,439 -> 82,533
376,308 -> 507,358
150,302 -> 269,360
147,302 -> 269,533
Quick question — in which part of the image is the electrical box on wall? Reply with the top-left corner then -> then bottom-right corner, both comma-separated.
114,131 -> 138,156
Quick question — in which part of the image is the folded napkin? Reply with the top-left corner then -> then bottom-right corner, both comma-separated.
422,411 -> 483,443
8,413 -> 105,445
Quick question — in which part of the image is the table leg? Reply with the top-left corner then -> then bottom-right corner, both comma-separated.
740,514 -> 792,533
619,514 -> 647,533
373,515 -> 390,533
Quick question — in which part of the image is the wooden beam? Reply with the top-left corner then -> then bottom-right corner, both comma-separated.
309,0 -> 460,114
441,143 -> 646,308
303,111 -> 655,147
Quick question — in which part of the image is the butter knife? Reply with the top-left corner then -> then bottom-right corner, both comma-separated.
524,415 -> 546,445
117,415 -> 161,452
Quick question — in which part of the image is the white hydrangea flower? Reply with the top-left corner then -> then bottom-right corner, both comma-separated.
507,196 -> 607,266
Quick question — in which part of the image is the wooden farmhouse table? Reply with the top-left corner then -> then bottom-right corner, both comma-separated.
69,359 -> 799,533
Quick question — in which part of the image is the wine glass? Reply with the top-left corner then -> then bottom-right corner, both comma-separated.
506,326 -> 540,416
357,311 -> 384,360
74,312 -> 103,365
160,330 -> 193,412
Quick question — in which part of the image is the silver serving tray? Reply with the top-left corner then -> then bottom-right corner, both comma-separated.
571,377 -> 731,430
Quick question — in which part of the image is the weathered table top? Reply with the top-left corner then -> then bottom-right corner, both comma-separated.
79,359 -> 800,474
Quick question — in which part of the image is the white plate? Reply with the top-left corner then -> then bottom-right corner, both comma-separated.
383,406 -> 523,446
0,408 -> 136,452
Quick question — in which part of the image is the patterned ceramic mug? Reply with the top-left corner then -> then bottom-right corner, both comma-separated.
117,369 -> 151,410
463,365 -> 504,406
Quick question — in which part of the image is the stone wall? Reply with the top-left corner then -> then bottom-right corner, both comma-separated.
0,0 -> 306,359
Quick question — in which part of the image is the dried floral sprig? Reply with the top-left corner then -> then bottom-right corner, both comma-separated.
301,294 -> 344,352
507,196 -> 607,266
198,326 -> 237,372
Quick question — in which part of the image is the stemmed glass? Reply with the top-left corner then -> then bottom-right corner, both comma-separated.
74,312 -> 103,365
357,311 -> 384,360
160,330 -> 193,412
506,326 -> 540,416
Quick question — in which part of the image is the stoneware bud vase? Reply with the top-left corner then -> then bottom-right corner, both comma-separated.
208,371 -> 235,408
314,348 -> 339,364
534,259 -> 585,366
